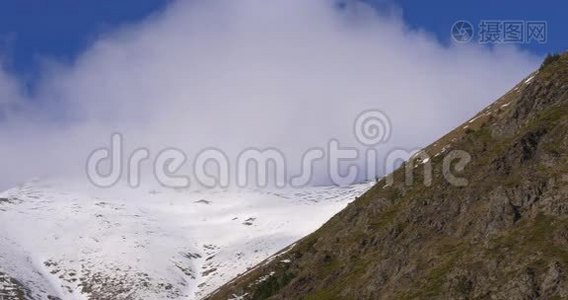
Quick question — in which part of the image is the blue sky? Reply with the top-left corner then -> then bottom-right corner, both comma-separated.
392,0 -> 564,54
0,0 -> 564,88
0,0 -> 171,85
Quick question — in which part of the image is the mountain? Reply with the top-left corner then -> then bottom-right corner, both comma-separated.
0,180 -> 372,299
208,53 -> 568,299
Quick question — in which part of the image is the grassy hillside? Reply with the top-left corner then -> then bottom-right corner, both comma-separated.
208,52 -> 568,299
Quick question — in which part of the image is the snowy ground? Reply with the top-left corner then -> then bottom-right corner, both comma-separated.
0,180 -> 371,299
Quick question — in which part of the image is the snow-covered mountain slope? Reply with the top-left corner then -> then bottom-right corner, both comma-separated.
0,180 -> 371,299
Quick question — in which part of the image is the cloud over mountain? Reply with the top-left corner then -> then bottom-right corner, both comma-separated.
0,0 -> 539,189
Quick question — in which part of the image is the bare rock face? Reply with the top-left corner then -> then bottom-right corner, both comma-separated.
209,53 -> 568,299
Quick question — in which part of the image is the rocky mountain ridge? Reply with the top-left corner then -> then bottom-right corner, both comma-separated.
208,52 -> 568,299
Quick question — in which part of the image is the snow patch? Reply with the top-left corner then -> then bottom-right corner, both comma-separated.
0,180 -> 370,299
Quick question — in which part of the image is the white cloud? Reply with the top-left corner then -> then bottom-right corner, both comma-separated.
0,0 -> 539,190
